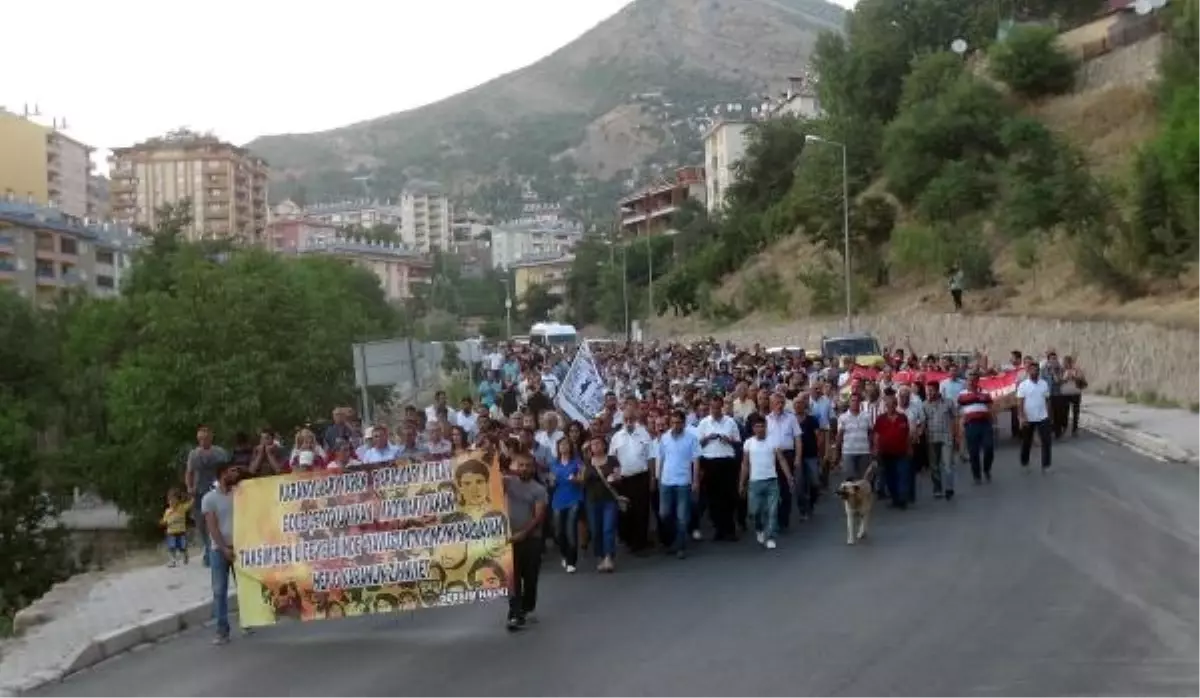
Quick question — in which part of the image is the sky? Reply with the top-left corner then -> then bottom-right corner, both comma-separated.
4,0 -> 856,171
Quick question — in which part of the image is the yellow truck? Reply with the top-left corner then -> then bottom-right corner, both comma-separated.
820,333 -> 885,367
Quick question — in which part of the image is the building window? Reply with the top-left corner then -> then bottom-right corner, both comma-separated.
36,233 -> 55,252
96,249 -> 115,265
97,275 -> 115,289
60,237 -> 79,255
0,254 -> 15,272
35,260 -> 55,278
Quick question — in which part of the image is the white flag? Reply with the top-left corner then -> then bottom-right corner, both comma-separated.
555,342 -> 605,425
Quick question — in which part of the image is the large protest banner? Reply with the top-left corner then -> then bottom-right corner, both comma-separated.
232,451 -> 512,627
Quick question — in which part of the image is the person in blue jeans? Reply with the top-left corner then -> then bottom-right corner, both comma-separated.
201,461 -> 244,644
657,410 -> 701,559
549,437 -> 584,573
583,435 -> 621,572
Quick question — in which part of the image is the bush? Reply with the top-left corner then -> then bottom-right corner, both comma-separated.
740,270 -> 789,315
989,25 -> 1076,98
888,221 -> 995,288
916,159 -> 997,222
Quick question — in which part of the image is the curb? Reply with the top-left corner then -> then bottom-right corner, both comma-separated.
0,593 -> 237,697
1081,410 -> 1197,465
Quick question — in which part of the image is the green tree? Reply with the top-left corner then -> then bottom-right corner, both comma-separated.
0,290 -> 73,628
988,25 -> 1076,99
883,73 -> 1012,204
60,208 -> 401,528
520,283 -> 561,324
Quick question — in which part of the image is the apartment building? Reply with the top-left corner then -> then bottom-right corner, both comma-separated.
0,198 -> 138,306
108,129 -> 269,242
703,120 -> 751,215
512,253 -> 574,307
263,217 -> 341,253
300,199 -> 403,230
618,166 -> 706,237
490,220 -> 584,270
296,237 -> 431,303
400,182 -> 452,253
0,109 -> 97,219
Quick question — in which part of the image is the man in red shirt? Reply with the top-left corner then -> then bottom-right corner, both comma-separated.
957,369 -> 995,484
873,389 -> 912,510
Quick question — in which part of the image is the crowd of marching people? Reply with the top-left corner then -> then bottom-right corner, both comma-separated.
180,336 -> 1089,636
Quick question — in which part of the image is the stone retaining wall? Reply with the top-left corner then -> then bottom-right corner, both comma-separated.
656,311 -> 1199,406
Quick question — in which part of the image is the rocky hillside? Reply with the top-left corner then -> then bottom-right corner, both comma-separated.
245,0 -> 845,209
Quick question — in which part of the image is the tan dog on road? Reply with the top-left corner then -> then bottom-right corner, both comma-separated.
836,464 -> 876,545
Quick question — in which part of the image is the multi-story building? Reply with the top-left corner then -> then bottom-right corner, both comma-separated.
88,175 -> 110,220
400,182 -> 452,253
295,237 -> 431,303
263,217 -> 341,253
300,199 -> 403,230
703,120 -> 752,215
512,253 -> 574,308
0,197 -> 138,306
108,129 -> 269,242
618,166 -> 707,237
0,109 -> 96,219
489,220 -> 584,270
452,209 -> 490,247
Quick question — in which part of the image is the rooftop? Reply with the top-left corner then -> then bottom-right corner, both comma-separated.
111,129 -> 267,166
0,199 -> 139,250
295,236 -> 432,262
510,253 -> 575,268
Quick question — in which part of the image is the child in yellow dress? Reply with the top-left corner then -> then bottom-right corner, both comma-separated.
161,488 -> 193,567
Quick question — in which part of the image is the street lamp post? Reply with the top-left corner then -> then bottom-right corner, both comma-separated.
503,273 -> 513,340
604,238 -> 632,340
622,244 -> 630,341
804,134 -> 852,331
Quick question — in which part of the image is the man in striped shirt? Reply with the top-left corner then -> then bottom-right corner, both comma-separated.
957,370 -> 995,485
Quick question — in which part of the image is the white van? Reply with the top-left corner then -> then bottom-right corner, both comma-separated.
529,322 -> 578,348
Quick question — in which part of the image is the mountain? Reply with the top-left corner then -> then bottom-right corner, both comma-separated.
246,0 -> 846,214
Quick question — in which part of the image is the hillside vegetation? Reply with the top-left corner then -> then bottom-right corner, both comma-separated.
245,0 -> 845,218
565,0 -> 1198,332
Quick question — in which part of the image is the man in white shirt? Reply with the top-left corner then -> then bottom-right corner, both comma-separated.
739,413 -> 790,549
1016,363 -> 1053,471
609,406 -> 655,554
696,396 -> 742,542
455,397 -> 479,440
534,412 -> 563,458
425,391 -> 449,425
836,393 -> 873,480
765,393 -> 802,532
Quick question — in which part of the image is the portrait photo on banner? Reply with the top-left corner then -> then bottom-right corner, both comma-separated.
232,450 -> 514,627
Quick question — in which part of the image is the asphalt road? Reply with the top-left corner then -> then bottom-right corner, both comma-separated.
33,435 -> 1199,697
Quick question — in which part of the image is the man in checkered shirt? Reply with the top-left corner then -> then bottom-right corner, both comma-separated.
922,382 -> 960,500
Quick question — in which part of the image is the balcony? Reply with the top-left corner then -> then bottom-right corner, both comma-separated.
0,256 -> 16,273
35,263 -> 57,285
0,234 -> 15,250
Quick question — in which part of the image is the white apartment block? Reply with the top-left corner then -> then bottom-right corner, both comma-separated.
702,120 -> 751,215
400,183 -> 451,252
490,220 -> 583,270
